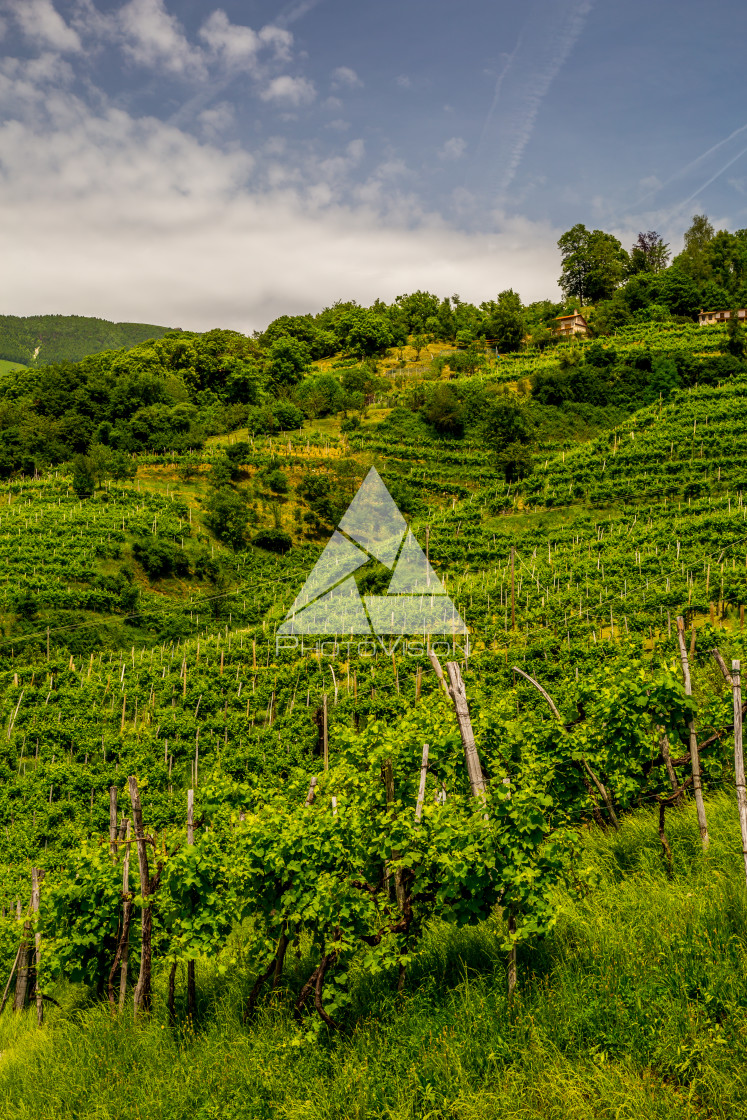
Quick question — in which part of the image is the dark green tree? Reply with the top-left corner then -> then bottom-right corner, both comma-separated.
266,337 -> 312,387
726,313 -> 746,359
71,454 -> 96,498
483,396 -> 531,450
483,289 -> 526,352
558,224 -> 629,303
627,231 -> 670,274
204,487 -> 249,550
336,309 -> 393,358
672,214 -> 715,283
423,383 -> 464,435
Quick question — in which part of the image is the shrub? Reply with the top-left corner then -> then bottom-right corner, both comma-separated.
252,528 -> 292,553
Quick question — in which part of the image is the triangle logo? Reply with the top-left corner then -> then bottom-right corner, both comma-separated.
277,467 -> 467,637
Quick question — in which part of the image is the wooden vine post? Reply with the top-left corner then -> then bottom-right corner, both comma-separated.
732,660 -> 747,888
128,776 -> 152,1015
187,789 -> 196,1020
713,652 -> 747,887
32,868 -> 44,1025
510,546 -> 516,632
109,785 -> 118,861
444,661 -> 486,798
435,656 -> 516,996
676,617 -> 709,849
322,693 -> 329,772
12,898 -> 32,1012
119,822 -> 132,1011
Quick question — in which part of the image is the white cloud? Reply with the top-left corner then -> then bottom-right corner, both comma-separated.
331,65 -> 362,89
118,0 -> 206,76
0,80 -> 561,331
439,137 -> 466,160
11,0 -> 82,53
197,102 -> 234,138
396,75 -> 411,88
199,10 -> 259,65
258,25 -> 293,61
260,74 -> 316,106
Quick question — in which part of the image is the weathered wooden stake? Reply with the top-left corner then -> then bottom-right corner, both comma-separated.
109,785 -> 118,861
187,789 -> 196,1020
322,693 -> 328,772
732,660 -> 747,888
445,661 -> 486,798
118,822 -> 132,1012
32,868 -> 44,1025
676,616 -> 709,849
510,546 -> 516,631
128,776 -> 152,1015
414,743 -> 429,822
12,900 -> 31,1012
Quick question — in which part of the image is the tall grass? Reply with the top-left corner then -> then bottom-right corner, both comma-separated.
2,793 -> 747,1119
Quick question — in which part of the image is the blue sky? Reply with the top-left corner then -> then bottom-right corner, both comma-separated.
0,0 -> 745,331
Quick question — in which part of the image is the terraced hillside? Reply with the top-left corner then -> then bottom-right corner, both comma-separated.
3,316 -> 747,1119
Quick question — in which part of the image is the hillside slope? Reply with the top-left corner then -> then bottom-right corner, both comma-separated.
0,314 -> 177,367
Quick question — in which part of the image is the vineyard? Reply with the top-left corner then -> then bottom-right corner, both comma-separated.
2,316 -> 747,1117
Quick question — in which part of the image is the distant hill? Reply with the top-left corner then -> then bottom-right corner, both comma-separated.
0,314 -> 178,366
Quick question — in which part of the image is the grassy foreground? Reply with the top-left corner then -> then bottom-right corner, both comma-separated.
2,793 -> 747,1120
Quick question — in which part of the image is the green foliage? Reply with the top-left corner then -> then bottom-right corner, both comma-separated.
251,527 -> 292,553
335,309 -> 393,358
0,314 -> 174,367
627,230 -> 671,275
132,535 -> 190,579
294,375 -> 343,418
203,487 -> 250,550
558,224 -> 629,303
266,337 -> 312,388
480,289 -> 527,352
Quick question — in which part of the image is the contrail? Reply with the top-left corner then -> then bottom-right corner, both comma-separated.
633,120 -> 747,209
477,33 -> 524,156
478,0 -> 594,200
274,0 -> 325,28
664,143 -> 747,220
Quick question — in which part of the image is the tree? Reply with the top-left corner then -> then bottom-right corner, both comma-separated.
659,269 -> 701,319
204,487 -> 249,550
71,454 -> 96,498
482,396 -> 531,453
411,333 -> 427,360
336,309 -> 392,358
483,289 -> 526,353
673,214 -> 715,283
706,230 -> 747,296
266,337 -> 312,387
423,384 -> 464,435
726,313 -> 746,359
628,231 -> 670,274
496,440 -> 533,483
557,224 -> 629,304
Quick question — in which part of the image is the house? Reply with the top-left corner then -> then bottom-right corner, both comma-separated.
554,309 -> 589,338
698,308 -> 747,325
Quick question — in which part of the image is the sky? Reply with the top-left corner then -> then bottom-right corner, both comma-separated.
0,0 -> 746,332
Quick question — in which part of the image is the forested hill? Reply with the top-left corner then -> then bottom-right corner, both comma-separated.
0,314 -> 176,367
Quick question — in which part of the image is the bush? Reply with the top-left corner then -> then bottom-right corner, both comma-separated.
273,400 -> 305,430
224,441 -> 252,464
252,528 -> 292,553
204,487 -> 249,550
132,536 -> 189,578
